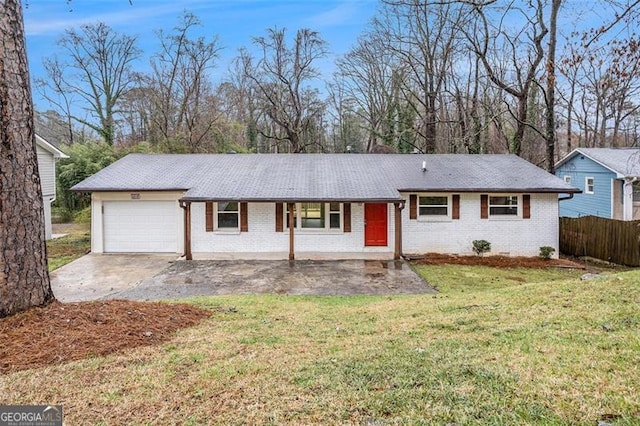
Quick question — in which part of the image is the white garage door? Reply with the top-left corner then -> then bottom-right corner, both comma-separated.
103,201 -> 179,253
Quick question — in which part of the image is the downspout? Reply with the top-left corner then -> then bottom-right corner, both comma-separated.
558,193 -> 574,201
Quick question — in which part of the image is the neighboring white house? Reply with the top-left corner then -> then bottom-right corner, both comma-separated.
72,153 -> 578,259
35,135 -> 68,239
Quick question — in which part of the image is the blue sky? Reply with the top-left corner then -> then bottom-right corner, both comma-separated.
22,0 -> 627,112
23,0 -> 379,108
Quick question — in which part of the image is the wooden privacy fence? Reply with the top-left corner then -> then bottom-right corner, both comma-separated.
560,216 -> 640,266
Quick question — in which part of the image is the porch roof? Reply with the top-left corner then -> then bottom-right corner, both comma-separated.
72,153 -> 578,201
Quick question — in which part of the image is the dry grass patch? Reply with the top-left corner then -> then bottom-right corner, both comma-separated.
1,267 -> 639,424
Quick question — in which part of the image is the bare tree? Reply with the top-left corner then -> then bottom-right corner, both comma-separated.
558,38 -> 582,154
326,82 -> 368,153
36,56 -> 78,144
560,30 -> 640,149
0,0 -> 54,317
463,0 -> 549,156
335,31 -> 402,152
380,0 -> 469,153
142,12 -> 222,152
39,22 -> 141,145
239,27 -> 328,153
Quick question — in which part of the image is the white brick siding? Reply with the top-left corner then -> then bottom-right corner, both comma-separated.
402,193 -> 559,257
90,193 -> 559,258
191,202 -> 395,259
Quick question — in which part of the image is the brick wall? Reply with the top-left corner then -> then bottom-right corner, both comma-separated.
173,194 -> 559,259
402,193 -> 559,257
191,202 -> 395,258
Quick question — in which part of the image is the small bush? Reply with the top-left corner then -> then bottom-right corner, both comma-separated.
472,240 -> 491,256
74,207 -> 92,224
539,246 -> 556,260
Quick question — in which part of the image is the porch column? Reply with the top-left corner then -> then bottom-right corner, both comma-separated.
394,201 -> 404,260
288,202 -> 295,260
180,201 -> 192,260
623,179 -> 634,220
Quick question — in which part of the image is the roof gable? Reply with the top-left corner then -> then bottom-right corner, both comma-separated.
36,135 -> 69,158
72,153 -> 578,201
555,148 -> 640,178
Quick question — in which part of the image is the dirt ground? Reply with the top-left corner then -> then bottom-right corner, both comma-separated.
0,300 -> 210,373
51,222 -> 86,235
411,253 -> 586,269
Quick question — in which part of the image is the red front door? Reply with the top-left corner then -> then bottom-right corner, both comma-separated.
364,203 -> 388,246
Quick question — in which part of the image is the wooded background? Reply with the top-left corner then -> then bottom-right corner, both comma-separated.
34,1 -> 640,176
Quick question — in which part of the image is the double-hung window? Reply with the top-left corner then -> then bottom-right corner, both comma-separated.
418,196 -> 449,217
585,177 -> 595,194
286,202 -> 342,230
489,195 -> 518,216
329,203 -> 341,228
217,202 -> 239,229
301,203 -> 325,228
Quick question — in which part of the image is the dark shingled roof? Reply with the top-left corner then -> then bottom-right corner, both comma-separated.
72,153 -> 579,201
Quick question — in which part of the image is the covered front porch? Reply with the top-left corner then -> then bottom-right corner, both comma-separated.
178,199 -> 405,261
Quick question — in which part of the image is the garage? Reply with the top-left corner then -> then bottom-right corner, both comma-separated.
102,200 -> 180,253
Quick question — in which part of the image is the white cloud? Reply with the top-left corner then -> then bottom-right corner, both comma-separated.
24,3 -> 182,36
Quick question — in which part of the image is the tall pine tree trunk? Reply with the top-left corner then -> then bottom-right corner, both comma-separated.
0,0 -> 54,317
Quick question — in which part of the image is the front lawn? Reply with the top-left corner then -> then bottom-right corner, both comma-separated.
1,265 -> 638,424
46,223 -> 90,271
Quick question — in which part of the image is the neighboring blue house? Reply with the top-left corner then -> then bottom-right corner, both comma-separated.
555,148 -> 640,220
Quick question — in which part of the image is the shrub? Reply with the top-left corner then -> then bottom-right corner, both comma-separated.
74,207 -> 92,224
472,240 -> 491,256
56,141 -> 118,212
539,246 -> 556,260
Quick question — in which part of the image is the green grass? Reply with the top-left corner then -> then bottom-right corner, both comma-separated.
46,224 -> 90,271
1,265 -> 639,424
414,263 -> 585,293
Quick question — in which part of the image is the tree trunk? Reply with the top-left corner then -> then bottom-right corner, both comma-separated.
512,98 -> 528,155
0,0 -> 54,317
545,0 -> 561,173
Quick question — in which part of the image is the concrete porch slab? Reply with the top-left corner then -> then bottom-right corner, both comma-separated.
114,259 -> 436,300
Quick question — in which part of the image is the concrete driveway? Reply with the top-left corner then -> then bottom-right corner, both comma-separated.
51,256 -> 435,302
115,259 -> 435,301
50,254 -> 177,302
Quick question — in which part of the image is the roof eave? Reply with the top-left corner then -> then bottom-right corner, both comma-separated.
180,196 -> 404,203
70,187 -> 189,193
398,188 -> 581,194
35,135 -> 69,158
